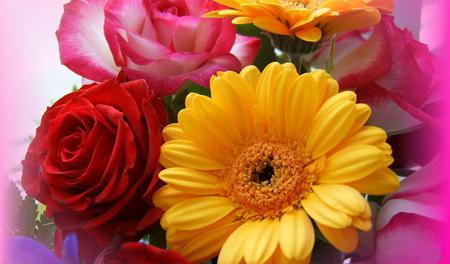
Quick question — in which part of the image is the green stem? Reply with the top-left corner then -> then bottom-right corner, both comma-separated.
325,34 -> 337,74
287,53 -> 310,74
288,53 -> 303,74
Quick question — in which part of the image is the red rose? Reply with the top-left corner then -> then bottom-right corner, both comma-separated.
96,242 -> 191,264
22,77 -> 166,261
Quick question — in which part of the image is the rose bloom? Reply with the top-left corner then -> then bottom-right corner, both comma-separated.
96,242 -> 191,264
57,0 -> 261,96
22,77 -> 166,261
375,153 -> 447,264
312,16 -> 436,133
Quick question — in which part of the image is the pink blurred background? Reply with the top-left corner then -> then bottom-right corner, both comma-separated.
0,0 -> 79,184
0,0 -> 448,261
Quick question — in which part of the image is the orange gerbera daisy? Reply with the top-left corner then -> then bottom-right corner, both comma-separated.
206,0 -> 392,43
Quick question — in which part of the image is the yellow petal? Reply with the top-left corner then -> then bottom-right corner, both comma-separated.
301,193 -> 352,228
347,167 -> 400,195
291,13 -> 319,30
167,213 -> 237,246
295,26 -> 322,42
272,67 -> 299,137
361,200 -> 372,218
162,196 -> 235,230
160,140 -> 225,170
318,91 -> 357,113
232,16 -> 254,24
152,185 -> 197,212
312,184 -> 366,216
211,72 -> 255,139
162,123 -> 185,142
178,109 -> 234,160
240,65 -> 261,90
181,221 -> 242,263
310,70 -> 340,106
244,219 -> 279,264
323,7 -> 381,37
274,246 -> 311,264
338,126 -> 387,149
203,10 -> 226,18
255,62 -> 285,133
284,73 -> 318,140
306,101 -> 355,159
367,0 -> 394,13
254,16 -> 291,35
349,103 -> 371,134
352,216 -> 372,231
185,94 -> 244,146
159,167 -> 223,195
218,222 -> 253,264
256,62 -> 285,98
279,209 -> 314,261
316,223 -> 358,253
325,79 -> 339,99
241,3 -> 275,17
319,0 -> 351,11
319,145 -> 386,184
214,0 -> 242,9
218,9 -> 248,17
286,8 -> 313,24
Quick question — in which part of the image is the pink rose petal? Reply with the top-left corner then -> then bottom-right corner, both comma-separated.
376,213 -> 444,264
56,0 -> 118,81
231,35 -> 262,67
125,54 -> 241,96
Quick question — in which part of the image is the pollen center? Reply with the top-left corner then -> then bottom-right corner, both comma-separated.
222,138 -> 316,220
279,0 -> 320,9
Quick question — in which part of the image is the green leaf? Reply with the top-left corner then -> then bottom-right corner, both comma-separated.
163,81 -> 211,123
236,24 -> 276,70
149,223 -> 167,249
36,202 -> 46,221
34,212 -> 56,248
367,195 -> 385,205
187,82 -> 210,97
164,89 -> 188,124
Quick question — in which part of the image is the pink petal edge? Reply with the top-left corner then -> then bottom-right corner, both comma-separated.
56,0 -> 119,81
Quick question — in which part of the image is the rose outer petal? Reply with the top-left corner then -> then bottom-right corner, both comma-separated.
56,0 -> 119,81
231,35 -> 262,67
125,54 -> 241,96
376,213 -> 444,264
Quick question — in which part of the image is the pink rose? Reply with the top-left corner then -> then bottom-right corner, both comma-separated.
375,153 -> 447,263
312,16 -> 438,133
56,0 -> 261,96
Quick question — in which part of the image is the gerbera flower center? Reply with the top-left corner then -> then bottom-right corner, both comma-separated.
279,0 -> 320,9
222,138 -> 316,220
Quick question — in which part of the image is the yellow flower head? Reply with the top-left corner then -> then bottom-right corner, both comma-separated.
153,62 -> 399,264
206,0 -> 393,42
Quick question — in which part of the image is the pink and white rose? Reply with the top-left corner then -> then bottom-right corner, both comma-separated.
57,0 -> 261,96
312,16 -> 438,134
375,153 -> 447,263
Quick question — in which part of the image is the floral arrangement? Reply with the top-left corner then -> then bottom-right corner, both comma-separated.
3,0 -> 447,263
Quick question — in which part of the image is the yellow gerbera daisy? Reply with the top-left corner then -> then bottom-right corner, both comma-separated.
206,0 -> 392,43
153,62 -> 399,264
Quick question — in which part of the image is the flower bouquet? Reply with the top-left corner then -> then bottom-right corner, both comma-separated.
2,0 -> 448,263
